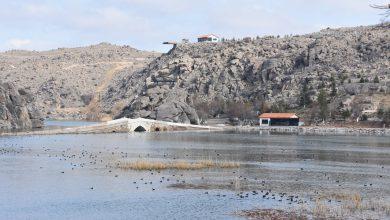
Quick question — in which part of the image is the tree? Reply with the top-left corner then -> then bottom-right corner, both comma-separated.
225,101 -> 254,120
317,88 -> 328,121
209,96 -> 226,117
193,98 -> 210,124
330,76 -> 337,97
373,75 -> 380,83
299,78 -> 311,108
371,4 -> 390,21
271,100 -> 288,113
253,97 -> 270,114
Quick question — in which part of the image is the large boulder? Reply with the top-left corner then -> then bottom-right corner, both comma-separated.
0,82 -> 43,131
156,100 -> 199,124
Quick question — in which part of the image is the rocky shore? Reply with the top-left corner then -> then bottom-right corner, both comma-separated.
1,117 -> 389,137
225,124 -> 390,136
256,126 -> 390,136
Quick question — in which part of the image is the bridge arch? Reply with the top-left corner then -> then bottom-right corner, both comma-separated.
126,118 -> 214,133
134,125 -> 147,132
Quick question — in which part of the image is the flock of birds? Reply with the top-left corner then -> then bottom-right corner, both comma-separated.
0,141 -> 387,208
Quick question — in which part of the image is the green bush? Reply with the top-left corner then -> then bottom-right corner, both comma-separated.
373,76 -> 380,83
341,109 -> 351,119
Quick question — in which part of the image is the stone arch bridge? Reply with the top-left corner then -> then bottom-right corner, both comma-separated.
125,118 -> 218,132
1,118 -> 221,136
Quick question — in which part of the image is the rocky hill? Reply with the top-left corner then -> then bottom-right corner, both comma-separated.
0,82 -> 43,131
0,43 -> 159,120
102,23 -> 390,125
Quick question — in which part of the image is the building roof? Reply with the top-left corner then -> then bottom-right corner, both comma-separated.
198,34 -> 219,39
259,113 -> 298,119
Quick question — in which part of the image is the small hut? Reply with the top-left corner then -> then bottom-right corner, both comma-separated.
259,113 -> 299,126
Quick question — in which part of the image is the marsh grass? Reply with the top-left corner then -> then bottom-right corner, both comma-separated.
311,192 -> 390,219
118,159 -> 240,170
240,195 -> 390,220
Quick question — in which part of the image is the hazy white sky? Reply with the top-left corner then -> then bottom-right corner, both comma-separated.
0,0 -> 387,52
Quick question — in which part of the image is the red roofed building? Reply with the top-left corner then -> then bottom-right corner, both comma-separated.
198,34 -> 220,43
259,113 -> 300,126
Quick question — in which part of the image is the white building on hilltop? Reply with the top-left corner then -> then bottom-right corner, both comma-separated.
197,34 -> 220,43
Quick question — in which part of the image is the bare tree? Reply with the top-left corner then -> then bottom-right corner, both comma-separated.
371,3 -> 390,21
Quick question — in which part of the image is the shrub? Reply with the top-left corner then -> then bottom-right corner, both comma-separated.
373,75 -> 380,83
226,101 -> 254,120
378,108 -> 390,126
81,94 -> 94,105
341,109 -> 351,119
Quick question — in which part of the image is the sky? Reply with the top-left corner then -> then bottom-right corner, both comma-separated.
0,0 -> 388,52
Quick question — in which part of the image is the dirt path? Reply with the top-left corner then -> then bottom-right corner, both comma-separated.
62,61 -> 140,70
55,62 -> 133,120
85,62 -> 133,120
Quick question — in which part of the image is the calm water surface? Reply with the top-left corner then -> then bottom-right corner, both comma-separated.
0,130 -> 389,219
44,120 -> 99,129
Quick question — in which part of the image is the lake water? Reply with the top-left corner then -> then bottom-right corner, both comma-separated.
44,120 -> 99,129
0,131 -> 389,219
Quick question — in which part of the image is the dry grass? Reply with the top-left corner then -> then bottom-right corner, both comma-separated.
237,191 -> 390,220
364,199 -> 390,216
311,192 -> 390,219
237,209 -> 308,220
243,195 -> 390,220
118,160 -> 240,170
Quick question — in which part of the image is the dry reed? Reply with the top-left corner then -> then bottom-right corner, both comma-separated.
118,160 -> 240,170
311,193 -> 390,219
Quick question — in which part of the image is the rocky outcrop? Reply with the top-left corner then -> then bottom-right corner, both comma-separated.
0,82 -> 43,131
0,43 -> 159,120
1,25 -> 388,124
102,24 -> 390,124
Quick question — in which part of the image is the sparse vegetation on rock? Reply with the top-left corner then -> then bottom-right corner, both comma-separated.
103,23 -> 389,125
1,24 -> 389,126
0,43 -> 159,120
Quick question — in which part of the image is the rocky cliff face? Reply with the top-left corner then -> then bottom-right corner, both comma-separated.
102,24 -> 389,124
0,43 -> 159,120
0,82 -> 43,131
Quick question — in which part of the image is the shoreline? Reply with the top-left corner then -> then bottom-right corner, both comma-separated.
226,125 -> 390,136
1,120 -> 390,137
